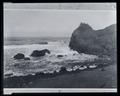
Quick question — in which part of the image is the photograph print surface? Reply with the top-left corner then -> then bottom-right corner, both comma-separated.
3,3 -> 117,94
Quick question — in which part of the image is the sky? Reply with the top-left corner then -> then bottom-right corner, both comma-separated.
4,3 -> 116,38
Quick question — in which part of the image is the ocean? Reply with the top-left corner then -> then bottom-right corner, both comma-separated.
4,37 -> 98,78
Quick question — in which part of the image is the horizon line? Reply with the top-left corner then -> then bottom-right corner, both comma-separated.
4,9 -> 116,11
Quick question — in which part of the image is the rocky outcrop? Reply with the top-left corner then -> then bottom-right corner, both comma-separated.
57,55 -> 64,58
69,23 -> 116,57
30,49 -> 50,57
60,67 -> 67,73
13,53 -> 25,60
13,53 -> 31,60
24,57 -> 30,60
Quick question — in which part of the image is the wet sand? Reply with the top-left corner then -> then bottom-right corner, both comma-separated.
4,63 -> 117,88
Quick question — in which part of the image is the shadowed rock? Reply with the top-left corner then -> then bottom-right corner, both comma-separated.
30,49 -> 50,57
13,53 -> 25,60
57,55 -> 63,58
69,23 -> 116,57
24,57 -> 30,60
59,67 -> 67,73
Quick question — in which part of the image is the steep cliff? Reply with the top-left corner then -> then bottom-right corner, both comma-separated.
69,23 -> 116,57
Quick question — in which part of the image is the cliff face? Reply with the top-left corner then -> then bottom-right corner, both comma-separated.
69,23 -> 116,57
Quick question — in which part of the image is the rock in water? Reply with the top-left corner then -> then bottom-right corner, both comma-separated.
60,67 -> 67,73
43,49 -> 51,54
38,42 -> 48,44
30,49 -> 50,57
69,23 -> 116,56
13,53 -> 25,60
24,57 -> 30,60
57,55 -> 63,58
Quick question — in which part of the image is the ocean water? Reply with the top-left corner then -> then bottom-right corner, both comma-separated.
4,37 -> 98,78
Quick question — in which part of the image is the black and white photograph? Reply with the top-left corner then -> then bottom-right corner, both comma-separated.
3,3 -> 117,94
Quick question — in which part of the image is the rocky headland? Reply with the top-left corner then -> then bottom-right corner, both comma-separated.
69,23 -> 116,61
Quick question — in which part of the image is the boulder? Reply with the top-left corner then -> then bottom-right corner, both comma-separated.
13,53 -> 25,60
43,49 -> 51,54
60,67 -> 67,73
24,57 -> 30,60
30,49 -> 50,57
69,22 -> 116,56
57,55 -> 63,58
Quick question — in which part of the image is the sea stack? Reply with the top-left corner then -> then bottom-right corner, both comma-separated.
69,23 -> 116,57
30,49 -> 50,57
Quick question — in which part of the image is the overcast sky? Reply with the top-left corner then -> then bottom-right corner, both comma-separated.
4,3 -> 116,37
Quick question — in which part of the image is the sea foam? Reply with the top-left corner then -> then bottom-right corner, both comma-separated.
4,41 -> 98,78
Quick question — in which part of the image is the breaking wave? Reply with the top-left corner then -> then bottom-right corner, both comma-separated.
4,41 -> 98,78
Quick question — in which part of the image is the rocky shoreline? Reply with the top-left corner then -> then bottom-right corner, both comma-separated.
4,57 -> 116,88
4,62 -> 117,88
4,22 -> 117,88
4,56 -> 111,78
